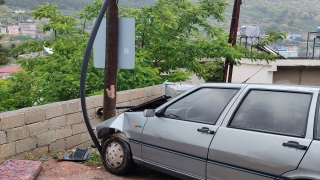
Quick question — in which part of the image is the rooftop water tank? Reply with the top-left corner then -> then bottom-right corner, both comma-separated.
240,25 -> 260,38
316,26 -> 320,38
240,25 -> 260,45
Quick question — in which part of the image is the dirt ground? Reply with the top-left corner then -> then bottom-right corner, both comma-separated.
36,160 -> 180,180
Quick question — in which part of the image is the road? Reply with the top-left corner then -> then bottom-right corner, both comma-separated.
36,160 -> 180,180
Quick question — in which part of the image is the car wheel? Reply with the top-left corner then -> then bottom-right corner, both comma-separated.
102,136 -> 135,175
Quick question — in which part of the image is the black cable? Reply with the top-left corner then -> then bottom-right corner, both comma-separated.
80,0 -> 110,154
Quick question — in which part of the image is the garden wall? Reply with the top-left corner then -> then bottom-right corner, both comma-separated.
0,85 -> 162,160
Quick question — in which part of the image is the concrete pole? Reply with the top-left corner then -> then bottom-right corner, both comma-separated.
103,0 -> 118,121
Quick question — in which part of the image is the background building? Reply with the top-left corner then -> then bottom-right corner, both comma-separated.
232,59 -> 320,86
0,65 -> 21,79
19,20 -> 36,35
7,24 -> 20,35
0,25 -> 6,34
278,51 -> 298,58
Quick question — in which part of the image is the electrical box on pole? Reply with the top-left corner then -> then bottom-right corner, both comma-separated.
93,18 -> 135,69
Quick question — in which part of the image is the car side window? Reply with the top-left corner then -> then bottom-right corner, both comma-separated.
163,88 -> 238,124
229,90 -> 312,137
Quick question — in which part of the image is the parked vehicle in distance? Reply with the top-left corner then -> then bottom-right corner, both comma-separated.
96,83 -> 320,180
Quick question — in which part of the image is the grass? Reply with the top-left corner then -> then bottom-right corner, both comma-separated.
43,149 -> 103,167
25,151 -> 38,161
15,148 -> 103,168
44,150 -> 63,159
85,150 -> 103,167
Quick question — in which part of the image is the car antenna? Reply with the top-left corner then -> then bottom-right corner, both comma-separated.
242,64 -> 268,83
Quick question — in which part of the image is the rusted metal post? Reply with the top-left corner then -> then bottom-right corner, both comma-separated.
103,0 -> 118,121
313,38 -> 316,59
306,32 -> 310,58
223,0 -> 242,82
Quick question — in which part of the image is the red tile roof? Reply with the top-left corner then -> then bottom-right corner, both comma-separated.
0,65 -> 21,78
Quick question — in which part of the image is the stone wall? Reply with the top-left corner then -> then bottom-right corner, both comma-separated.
0,85 -> 162,160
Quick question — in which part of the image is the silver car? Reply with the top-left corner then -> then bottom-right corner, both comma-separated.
96,83 -> 320,180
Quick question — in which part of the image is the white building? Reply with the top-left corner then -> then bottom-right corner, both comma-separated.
278,51 -> 298,58
232,59 -> 320,86
12,10 -> 25,14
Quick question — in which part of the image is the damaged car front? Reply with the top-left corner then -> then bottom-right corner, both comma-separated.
95,95 -> 172,174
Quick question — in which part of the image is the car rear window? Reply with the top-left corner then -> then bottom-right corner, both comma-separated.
229,90 -> 312,137
164,88 -> 238,124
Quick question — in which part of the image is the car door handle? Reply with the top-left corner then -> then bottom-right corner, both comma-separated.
282,141 -> 307,150
197,127 -> 215,134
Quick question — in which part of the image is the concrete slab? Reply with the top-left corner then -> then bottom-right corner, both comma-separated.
0,160 -> 42,180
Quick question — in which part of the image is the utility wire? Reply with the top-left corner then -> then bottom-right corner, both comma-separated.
242,64 -> 268,83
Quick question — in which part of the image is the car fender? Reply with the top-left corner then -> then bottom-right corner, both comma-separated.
96,112 -> 147,142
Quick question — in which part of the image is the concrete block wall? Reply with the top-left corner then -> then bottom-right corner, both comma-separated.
0,85 -> 162,160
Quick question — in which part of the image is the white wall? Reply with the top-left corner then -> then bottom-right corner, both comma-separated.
232,59 -> 320,85
232,60 -> 276,84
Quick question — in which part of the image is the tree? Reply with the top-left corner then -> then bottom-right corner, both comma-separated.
0,4 -> 101,111
80,0 -> 275,82
0,35 -> 10,65
0,0 -> 5,5
0,0 -> 277,111
259,28 -> 287,48
199,60 -> 224,82
0,45 -> 10,65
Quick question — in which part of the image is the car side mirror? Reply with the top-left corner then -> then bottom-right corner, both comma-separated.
143,109 -> 155,117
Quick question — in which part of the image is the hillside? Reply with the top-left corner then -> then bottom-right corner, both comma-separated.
232,0 -> 320,34
2,0 -> 320,35
4,0 -> 156,10
5,0 -> 90,10
189,0 -> 320,35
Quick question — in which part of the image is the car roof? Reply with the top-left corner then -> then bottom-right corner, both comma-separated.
198,83 -> 320,91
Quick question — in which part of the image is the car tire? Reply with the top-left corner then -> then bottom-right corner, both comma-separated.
102,136 -> 135,175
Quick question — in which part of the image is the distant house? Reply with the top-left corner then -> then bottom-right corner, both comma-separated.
84,29 -> 92,34
287,44 -> 298,52
287,32 -> 302,40
0,25 -> 6,34
276,45 -> 298,58
19,20 -> 36,35
315,50 -> 320,58
259,34 -> 269,39
278,51 -> 298,58
277,46 -> 289,51
12,10 -> 25,14
7,24 -> 20,35
0,65 -> 21,79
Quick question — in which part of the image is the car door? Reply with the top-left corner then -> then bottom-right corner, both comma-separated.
141,84 -> 247,179
207,85 -> 318,180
